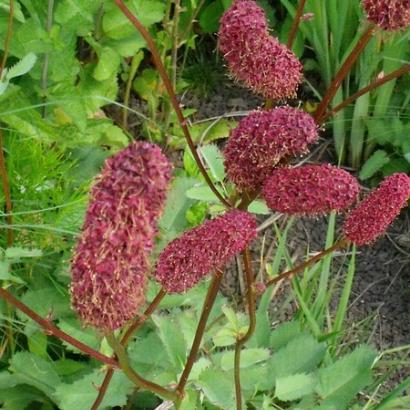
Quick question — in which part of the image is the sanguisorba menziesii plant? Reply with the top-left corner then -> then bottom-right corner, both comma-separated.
1,0 -> 410,409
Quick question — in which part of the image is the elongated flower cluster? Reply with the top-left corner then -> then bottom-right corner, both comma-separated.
343,173 -> 410,245
263,164 -> 360,215
362,0 -> 410,31
218,0 -> 302,100
154,210 -> 257,293
224,107 -> 319,191
71,142 -> 172,332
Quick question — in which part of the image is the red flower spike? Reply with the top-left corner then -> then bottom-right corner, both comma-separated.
224,107 -> 319,191
363,0 -> 410,31
154,210 -> 257,293
71,142 -> 172,332
343,173 -> 410,246
218,0 -> 302,100
263,164 -> 360,215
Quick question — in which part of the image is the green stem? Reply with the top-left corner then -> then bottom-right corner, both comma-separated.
234,249 -> 256,410
314,25 -> 374,123
106,333 -> 177,402
176,271 -> 224,402
114,0 -> 231,208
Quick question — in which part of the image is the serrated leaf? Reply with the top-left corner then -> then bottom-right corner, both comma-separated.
316,345 -> 377,409
199,144 -> 225,182
93,47 -> 121,82
9,352 -> 61,399
197,369 -> 236,410
275,373 -> 317,401
152,314 -> 187,371
269,334 -> 326,379
58,318 -> 101,354
220,348 -> 270,371
270,321 -> 302,350
359,150 -> 390,180
4,53 -> 37,81
5,246 -> 42,259
55,369 -> 133,410
0,385 -> 48,410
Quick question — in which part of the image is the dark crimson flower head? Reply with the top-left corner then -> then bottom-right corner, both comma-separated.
218,0 -> 302,100
224,107 -> 319,191
263,164 -> 360,215
343,173 -> 410,245
362,0 -> 410,31
154,210 -> 257,293
71,142 -> 172,332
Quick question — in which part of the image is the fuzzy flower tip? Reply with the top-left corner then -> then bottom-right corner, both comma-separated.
262,164 -> 360,215
343,173 -> 410,246
224,107 -> 319,191
154,210 -> 257,293
218,0 -> 302,100
363,0 -> 410,31
71,141 -> 172,332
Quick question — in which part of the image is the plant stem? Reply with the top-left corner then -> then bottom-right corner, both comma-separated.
314,25 -> 374,123
106,333 -> 177,401
0,287 -> 118,367
41,0 -> 54,118
321,63 -> 410,123
91,289 -> 167,410
234,248 -> 256,410
0,0 -> 14,247
171,0 -> 181,90
176,270 -> 223,401
114,0 -> 231,208
0,0 -> 13,80
265,239 -> 348,288
287,0 -> 306,49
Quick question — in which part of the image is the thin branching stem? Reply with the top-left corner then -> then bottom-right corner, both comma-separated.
0,287 -> 118,367
234,248 -> 256,410
0,0 -> 13,80
287,0 -> 306,49
106,333 -> 177,401
114,0 -> 231,208
265,239 -> 348,288
321,63 -> 410,123
314,25 -> 375,123
91,289 -> 167,410
176,270 -> 224,403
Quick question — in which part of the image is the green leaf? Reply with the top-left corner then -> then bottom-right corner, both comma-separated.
316,345 -> 377,409
197,369 -> 236,410
248,200 -> 270,215
220,348 -> 270,371
28,331 -> 48,358
359,150 -> 390,180
93,47 -> 121,82
0,385 -> 48,410
275,373 -> 317,401
0,260 -> 25,284
103,0 -> 166,40
55,369 -> 133,410
199,144 -> 225,182
185,201 -> 208,226
270,321 -> 302,350
9,352 -> 61,399
152,314 -> 187,371
186,184 -> 224,202
269,334 -> 326,378
5,53 -> 37,80
183,146 -> 200,177
199,1 -> 224,33
58,318 -> 101,354
5,246 -> 42,259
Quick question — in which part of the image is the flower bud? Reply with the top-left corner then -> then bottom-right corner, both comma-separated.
154,210 -> 257,293
224,107 -> 318,191
362,0 -> 410,31
263,164 -> 360,215
343,173 -> 410,245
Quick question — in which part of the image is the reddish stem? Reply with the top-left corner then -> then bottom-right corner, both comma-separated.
321,63 -> 410,123
0,0 -> 13,80
265,239 -> 348,288
287,0 -> 306,49
176,271 -> 223,400
314,25 -> 374,123
0,287 -> 118,367
114,0 -> 231,208
234,248 -> 256,410
91,289 -> 167,410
